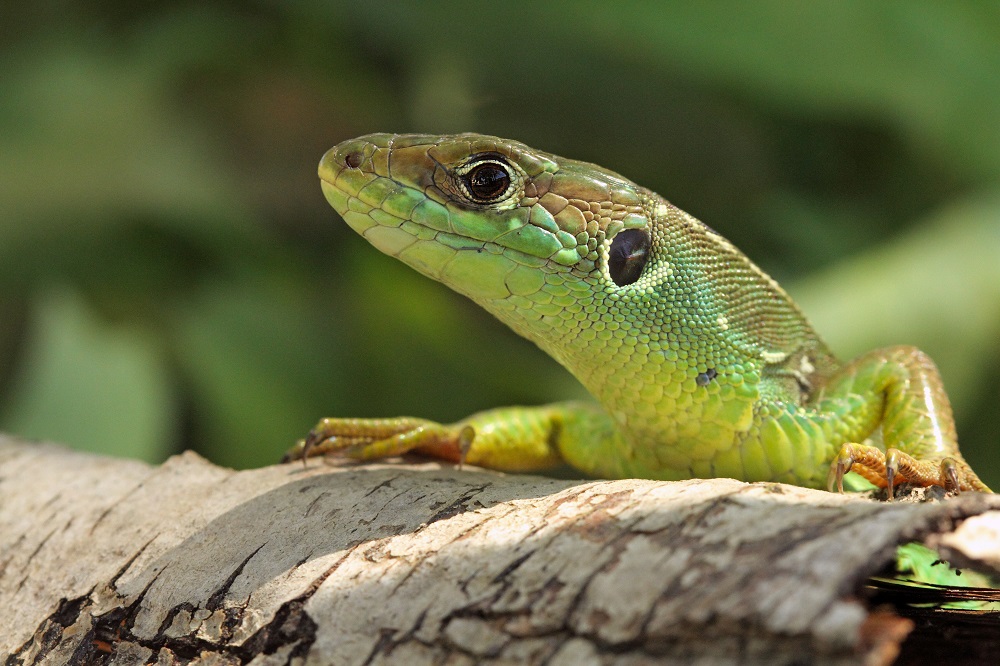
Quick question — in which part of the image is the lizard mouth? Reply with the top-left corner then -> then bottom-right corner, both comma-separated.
320,171 -> 560,302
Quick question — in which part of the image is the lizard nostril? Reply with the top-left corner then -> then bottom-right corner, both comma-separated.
344,151 -> 364,168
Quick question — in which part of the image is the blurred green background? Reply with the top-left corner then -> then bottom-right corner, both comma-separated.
1,1 -> 998,486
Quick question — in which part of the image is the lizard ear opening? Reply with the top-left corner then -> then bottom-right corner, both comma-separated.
608,229 -> 651,287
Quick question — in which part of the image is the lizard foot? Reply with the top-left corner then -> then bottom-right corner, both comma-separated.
827,442 -> 991,499
282,416 -> 472,467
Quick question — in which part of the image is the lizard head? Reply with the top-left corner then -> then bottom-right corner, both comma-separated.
318,133 -> 658,313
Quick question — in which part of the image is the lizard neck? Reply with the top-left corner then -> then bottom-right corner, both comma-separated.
475,200 -> 837,450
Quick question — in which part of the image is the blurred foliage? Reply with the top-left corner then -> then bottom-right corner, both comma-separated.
0,1 -> 997,486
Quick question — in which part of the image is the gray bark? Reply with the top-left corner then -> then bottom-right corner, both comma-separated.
1,436 -> 998,666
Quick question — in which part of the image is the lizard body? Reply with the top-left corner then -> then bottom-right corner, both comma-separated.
287,133 -> 989,496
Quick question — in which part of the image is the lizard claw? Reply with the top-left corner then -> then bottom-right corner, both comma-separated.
828,448 -> 854,493
456,425 -> 475,469
885,448 -> 900,501
279,432 -> 325,468
296,423 -> 336,467
941,457 -> 961,493
280,439 -> 308,465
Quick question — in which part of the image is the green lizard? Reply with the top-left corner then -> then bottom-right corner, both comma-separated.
285,133 -> 990,498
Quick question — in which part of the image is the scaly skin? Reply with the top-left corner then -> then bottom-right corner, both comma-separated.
285,133 -> 990,496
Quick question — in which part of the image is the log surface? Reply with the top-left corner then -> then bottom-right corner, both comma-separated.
2,436 -> 999,665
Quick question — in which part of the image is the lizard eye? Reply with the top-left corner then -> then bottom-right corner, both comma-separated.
608,229 -> 650,286
458,157 -> 514,204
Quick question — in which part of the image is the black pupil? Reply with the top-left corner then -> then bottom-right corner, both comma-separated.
467,163 -> 510,201
607,229 -> 651,287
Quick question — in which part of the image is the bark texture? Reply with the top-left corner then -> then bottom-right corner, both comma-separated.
1,436 -> 999,666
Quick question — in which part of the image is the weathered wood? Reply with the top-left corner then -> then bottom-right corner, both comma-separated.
1,436 -> 998,665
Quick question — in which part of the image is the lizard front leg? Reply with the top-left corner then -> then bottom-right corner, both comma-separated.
283,401 -> 626,476
819,345 -> 990,497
